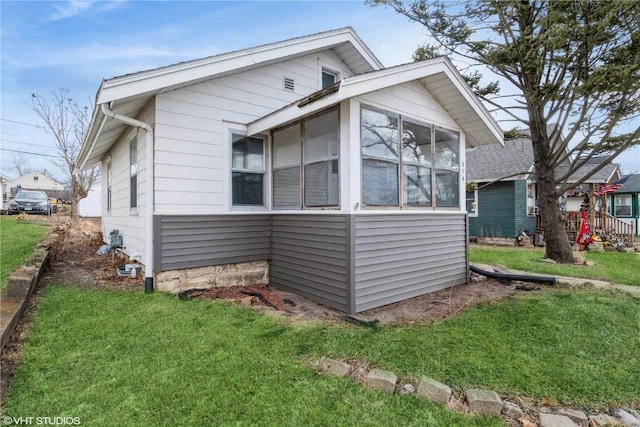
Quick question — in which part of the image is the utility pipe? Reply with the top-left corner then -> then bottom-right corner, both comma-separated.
469,264 -> 556,285
101,103 -> 155,293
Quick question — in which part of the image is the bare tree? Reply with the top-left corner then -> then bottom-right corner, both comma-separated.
11,155 -> 34,177
30,89 -> 100,219
370,0 -> 640,263
11,155 -> 55,179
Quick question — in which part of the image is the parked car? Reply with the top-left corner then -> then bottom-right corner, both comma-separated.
8,190 -> 52,215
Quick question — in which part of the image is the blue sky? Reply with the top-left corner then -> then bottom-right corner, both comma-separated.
1,0 -> 638,180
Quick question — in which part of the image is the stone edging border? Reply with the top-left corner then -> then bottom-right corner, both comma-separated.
315,357 -> 640,427
0,225 -> 66,351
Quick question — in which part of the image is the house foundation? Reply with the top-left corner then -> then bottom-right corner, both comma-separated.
154,261 -> 269,294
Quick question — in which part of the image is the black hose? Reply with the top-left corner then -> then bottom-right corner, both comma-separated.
469,264 -> 556,285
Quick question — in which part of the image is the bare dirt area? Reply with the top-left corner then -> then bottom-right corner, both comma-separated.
9,216 -> 540,324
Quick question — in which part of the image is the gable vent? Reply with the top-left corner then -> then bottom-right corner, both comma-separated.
283,77 -> 295,91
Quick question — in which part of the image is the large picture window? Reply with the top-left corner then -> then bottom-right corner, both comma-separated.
129,138 -> 138,209
231,134 -> 265,206
361,106 -> 460,209
272,108 -> 340,209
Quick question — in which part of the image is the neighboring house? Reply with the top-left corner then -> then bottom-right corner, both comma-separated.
466,134 -> 620,239
78,180 -> 102,217
7,172 -> 65,197
1,173 -> 10,207
77,27 -> 502,314
610,174 -> 640,237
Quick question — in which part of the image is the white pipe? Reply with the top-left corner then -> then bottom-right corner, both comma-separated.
101,103 -> 155,292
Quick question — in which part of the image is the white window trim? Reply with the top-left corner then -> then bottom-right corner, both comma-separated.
466,188 -> 479,217
318,60 -> 341,90
228,127 -> 268,211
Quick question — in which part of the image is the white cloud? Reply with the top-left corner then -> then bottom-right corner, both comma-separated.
49,0 -> 125,21
50,1 -> 96,21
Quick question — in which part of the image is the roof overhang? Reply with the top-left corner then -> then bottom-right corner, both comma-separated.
78,27 -> 382,170
248,57 -> 503,149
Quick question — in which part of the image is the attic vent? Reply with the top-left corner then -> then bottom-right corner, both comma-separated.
283,77 -> 295,91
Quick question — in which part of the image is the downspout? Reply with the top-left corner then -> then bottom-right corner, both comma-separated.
101,103 -> 155,293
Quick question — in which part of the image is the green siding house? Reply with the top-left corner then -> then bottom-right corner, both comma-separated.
611,174 -> 640,236
466,132 -> 621,240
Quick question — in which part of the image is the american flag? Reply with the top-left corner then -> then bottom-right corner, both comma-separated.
593,183 -> 622,196
593,174 -> 630,196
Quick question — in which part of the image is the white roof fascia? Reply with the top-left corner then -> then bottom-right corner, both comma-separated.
249,57 -> 503,146
97,28 -> 382,105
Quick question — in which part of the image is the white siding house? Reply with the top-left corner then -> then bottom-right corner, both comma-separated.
77,28 -> 502,313
78,180 -> 102,217
7,172 -> 64,196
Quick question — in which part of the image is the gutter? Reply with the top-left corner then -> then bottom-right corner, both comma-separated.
100,103 -> 155,294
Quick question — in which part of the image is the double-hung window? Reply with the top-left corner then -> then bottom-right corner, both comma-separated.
231,134 -> 265,206
130,138 -> 138,210
361,105 -> 460,208
106,160 -> 112,213
614,194 -> 632,216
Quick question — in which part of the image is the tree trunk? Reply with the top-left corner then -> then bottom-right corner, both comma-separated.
71,197 -> 80,220
530,122 -> 575,264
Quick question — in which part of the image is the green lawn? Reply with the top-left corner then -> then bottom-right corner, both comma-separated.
0,216 -> 48,289
4,285 -> 638,426
469,246 -> 640,286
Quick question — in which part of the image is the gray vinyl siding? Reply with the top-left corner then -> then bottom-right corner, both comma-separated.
270,214 -> 350,313
154,214 -> 270,272
354,213 -> 467,312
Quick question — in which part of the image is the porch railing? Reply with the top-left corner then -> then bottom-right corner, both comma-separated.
563,211 -> 635,246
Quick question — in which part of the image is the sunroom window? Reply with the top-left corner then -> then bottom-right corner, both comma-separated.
273,124 -> 301,208
434,128 -> 460,207
361,107 -> 399,206
402,119 -> 432,206
361,105 -> 460,208
272,108 -> 340,209
231,134 -> 265,206
304,109 -> 339,207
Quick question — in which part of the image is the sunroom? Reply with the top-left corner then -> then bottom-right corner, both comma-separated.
229,57 -> 503,313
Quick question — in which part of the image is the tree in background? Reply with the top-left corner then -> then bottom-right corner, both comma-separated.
370,0 -> 640,263
30,89 -> 100,219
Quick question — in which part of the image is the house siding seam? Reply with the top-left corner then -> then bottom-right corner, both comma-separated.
354,213 -> 467,313
270,214 -> 349,313
156,214 -> 271,272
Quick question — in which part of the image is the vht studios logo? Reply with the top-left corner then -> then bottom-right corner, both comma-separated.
1,416 -> 81,426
